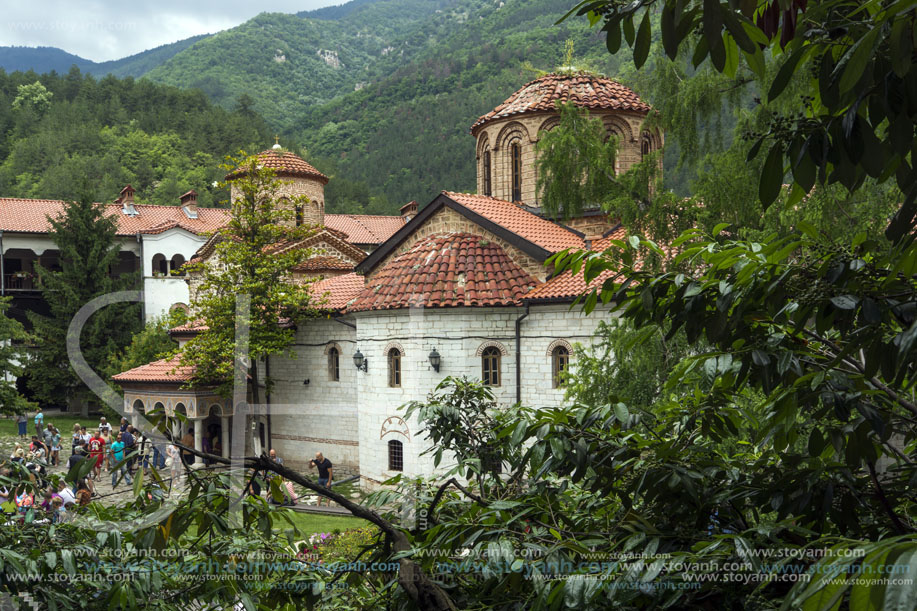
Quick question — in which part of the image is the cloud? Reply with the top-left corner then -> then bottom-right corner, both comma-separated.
0,0 -> 342,62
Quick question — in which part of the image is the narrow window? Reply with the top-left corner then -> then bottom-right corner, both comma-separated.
295,205 -> 304,226
388,439 -> 403,471
511,143 -> 522,202
388,348 -> 402,388
641,133 -> 652,158
482,346 -> 501,387
483,150 -> 492,197
328,347 -> 340,381
552,346 -> 570,388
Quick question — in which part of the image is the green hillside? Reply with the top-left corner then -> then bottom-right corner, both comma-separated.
143,2 -> 459,128
0,69 -> 271,206
0,0 -> 649,214
138,0 -> 630,211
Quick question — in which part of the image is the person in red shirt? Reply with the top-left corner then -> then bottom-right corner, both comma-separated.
88,430 -> 106,482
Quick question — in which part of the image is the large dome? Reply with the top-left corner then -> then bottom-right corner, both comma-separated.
225,149 -> 329,184
471,71 -> 650,135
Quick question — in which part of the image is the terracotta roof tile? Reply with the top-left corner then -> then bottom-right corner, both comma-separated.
444,192 -> 584,253
225,149 -> 328,183
348,233 -> 537,312
472,72 -> 651,133
324,214 -> 405,245
310,272 -> 365,310
169,321 -> 208,335
112,355 -> 194,384
0,198 -> 229,236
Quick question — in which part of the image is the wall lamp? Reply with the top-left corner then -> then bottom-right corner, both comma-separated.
353,349 -> 368,372
428,348 -> 441,372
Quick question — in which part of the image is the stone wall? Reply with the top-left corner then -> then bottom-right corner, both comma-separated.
266,318 -> 359,474
349,304 -> 614,487
474,110 -> 662,206
230,174 -> 326,227
366,206 -> 549,283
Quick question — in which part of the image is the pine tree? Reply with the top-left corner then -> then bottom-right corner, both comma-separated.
26,196 -> 141,414
0,297 -> 35,415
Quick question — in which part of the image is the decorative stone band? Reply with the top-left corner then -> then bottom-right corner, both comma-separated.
272,433 -> 358,447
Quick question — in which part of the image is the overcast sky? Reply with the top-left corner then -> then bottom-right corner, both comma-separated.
1,1 -> 344,62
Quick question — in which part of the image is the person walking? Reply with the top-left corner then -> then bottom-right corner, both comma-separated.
308,452 -> 333,507
166,442 -> 181,488
110,432 -> 132,488
33,409 -> 44,438
50,427 -> 61,467
121,426 -> 136,474
88,430 -> 105,482
99,428 -> 112,472
16,414 -> 27,439
180,428 -> 194,466
98,417 -> 111,435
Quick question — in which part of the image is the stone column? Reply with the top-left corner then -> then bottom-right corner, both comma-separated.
193,422 -> 203,465
221,416 -> 229,459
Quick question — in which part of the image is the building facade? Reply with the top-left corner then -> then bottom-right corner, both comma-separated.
111,72 -> 658,485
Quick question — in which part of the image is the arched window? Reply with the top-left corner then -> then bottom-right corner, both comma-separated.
388,348 -> 402,388
552,346 -> 570,388
328,346 -> 340,381
482,346 -> 501,387
641,133 -> 653,158
170,254 -> 186,276
388,439 -> 403,471
511,142 -> 522,202
295,204 -> 304,226
151,254 -> 168,277
483,150 -> 492,197
132,399 -> 144,415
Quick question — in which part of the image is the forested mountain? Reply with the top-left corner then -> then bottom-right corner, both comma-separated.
0,36 -> 209,79
0,0 -> 651,213
0,69 -> 271,207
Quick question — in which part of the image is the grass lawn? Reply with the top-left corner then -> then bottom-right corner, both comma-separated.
0,414 -> 91,438
279,510 -> 369,535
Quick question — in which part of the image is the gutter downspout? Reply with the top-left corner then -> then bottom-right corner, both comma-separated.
515,304 -> 529,404
136,232 -> 145,323
0,230 -> 4,297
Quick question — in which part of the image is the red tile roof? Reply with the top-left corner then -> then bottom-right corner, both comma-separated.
443,192 -> 584,253
472,72 -> 651,133
0,198 -> 229,236
348,233 -> 537,312
112,355 -> 194,384
226,149 -> 329,184
310,272 -> 365,311
324,214 -> 406,245
169,321 -> 208,335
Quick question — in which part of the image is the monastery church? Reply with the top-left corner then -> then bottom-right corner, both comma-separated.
1,73 -> 661,484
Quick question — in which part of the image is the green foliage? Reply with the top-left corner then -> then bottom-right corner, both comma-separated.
536,101 -> 618,220
0,296 -> 35,415
181,156 -> 321,400
25,196 -> 141,411
0,67 -> 271,206
103,315 -> 182,380
563,319 -> 691,412
568,0 -> 917,240
11,81 -> 52,115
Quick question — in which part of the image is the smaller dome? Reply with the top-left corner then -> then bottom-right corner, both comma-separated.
225,149 -> 329,184
471,71 -> 651,134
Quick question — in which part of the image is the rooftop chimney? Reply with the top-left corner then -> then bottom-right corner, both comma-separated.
180,190 -> 198,219
400,200 -> 418,222
119,185 -> 137,216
